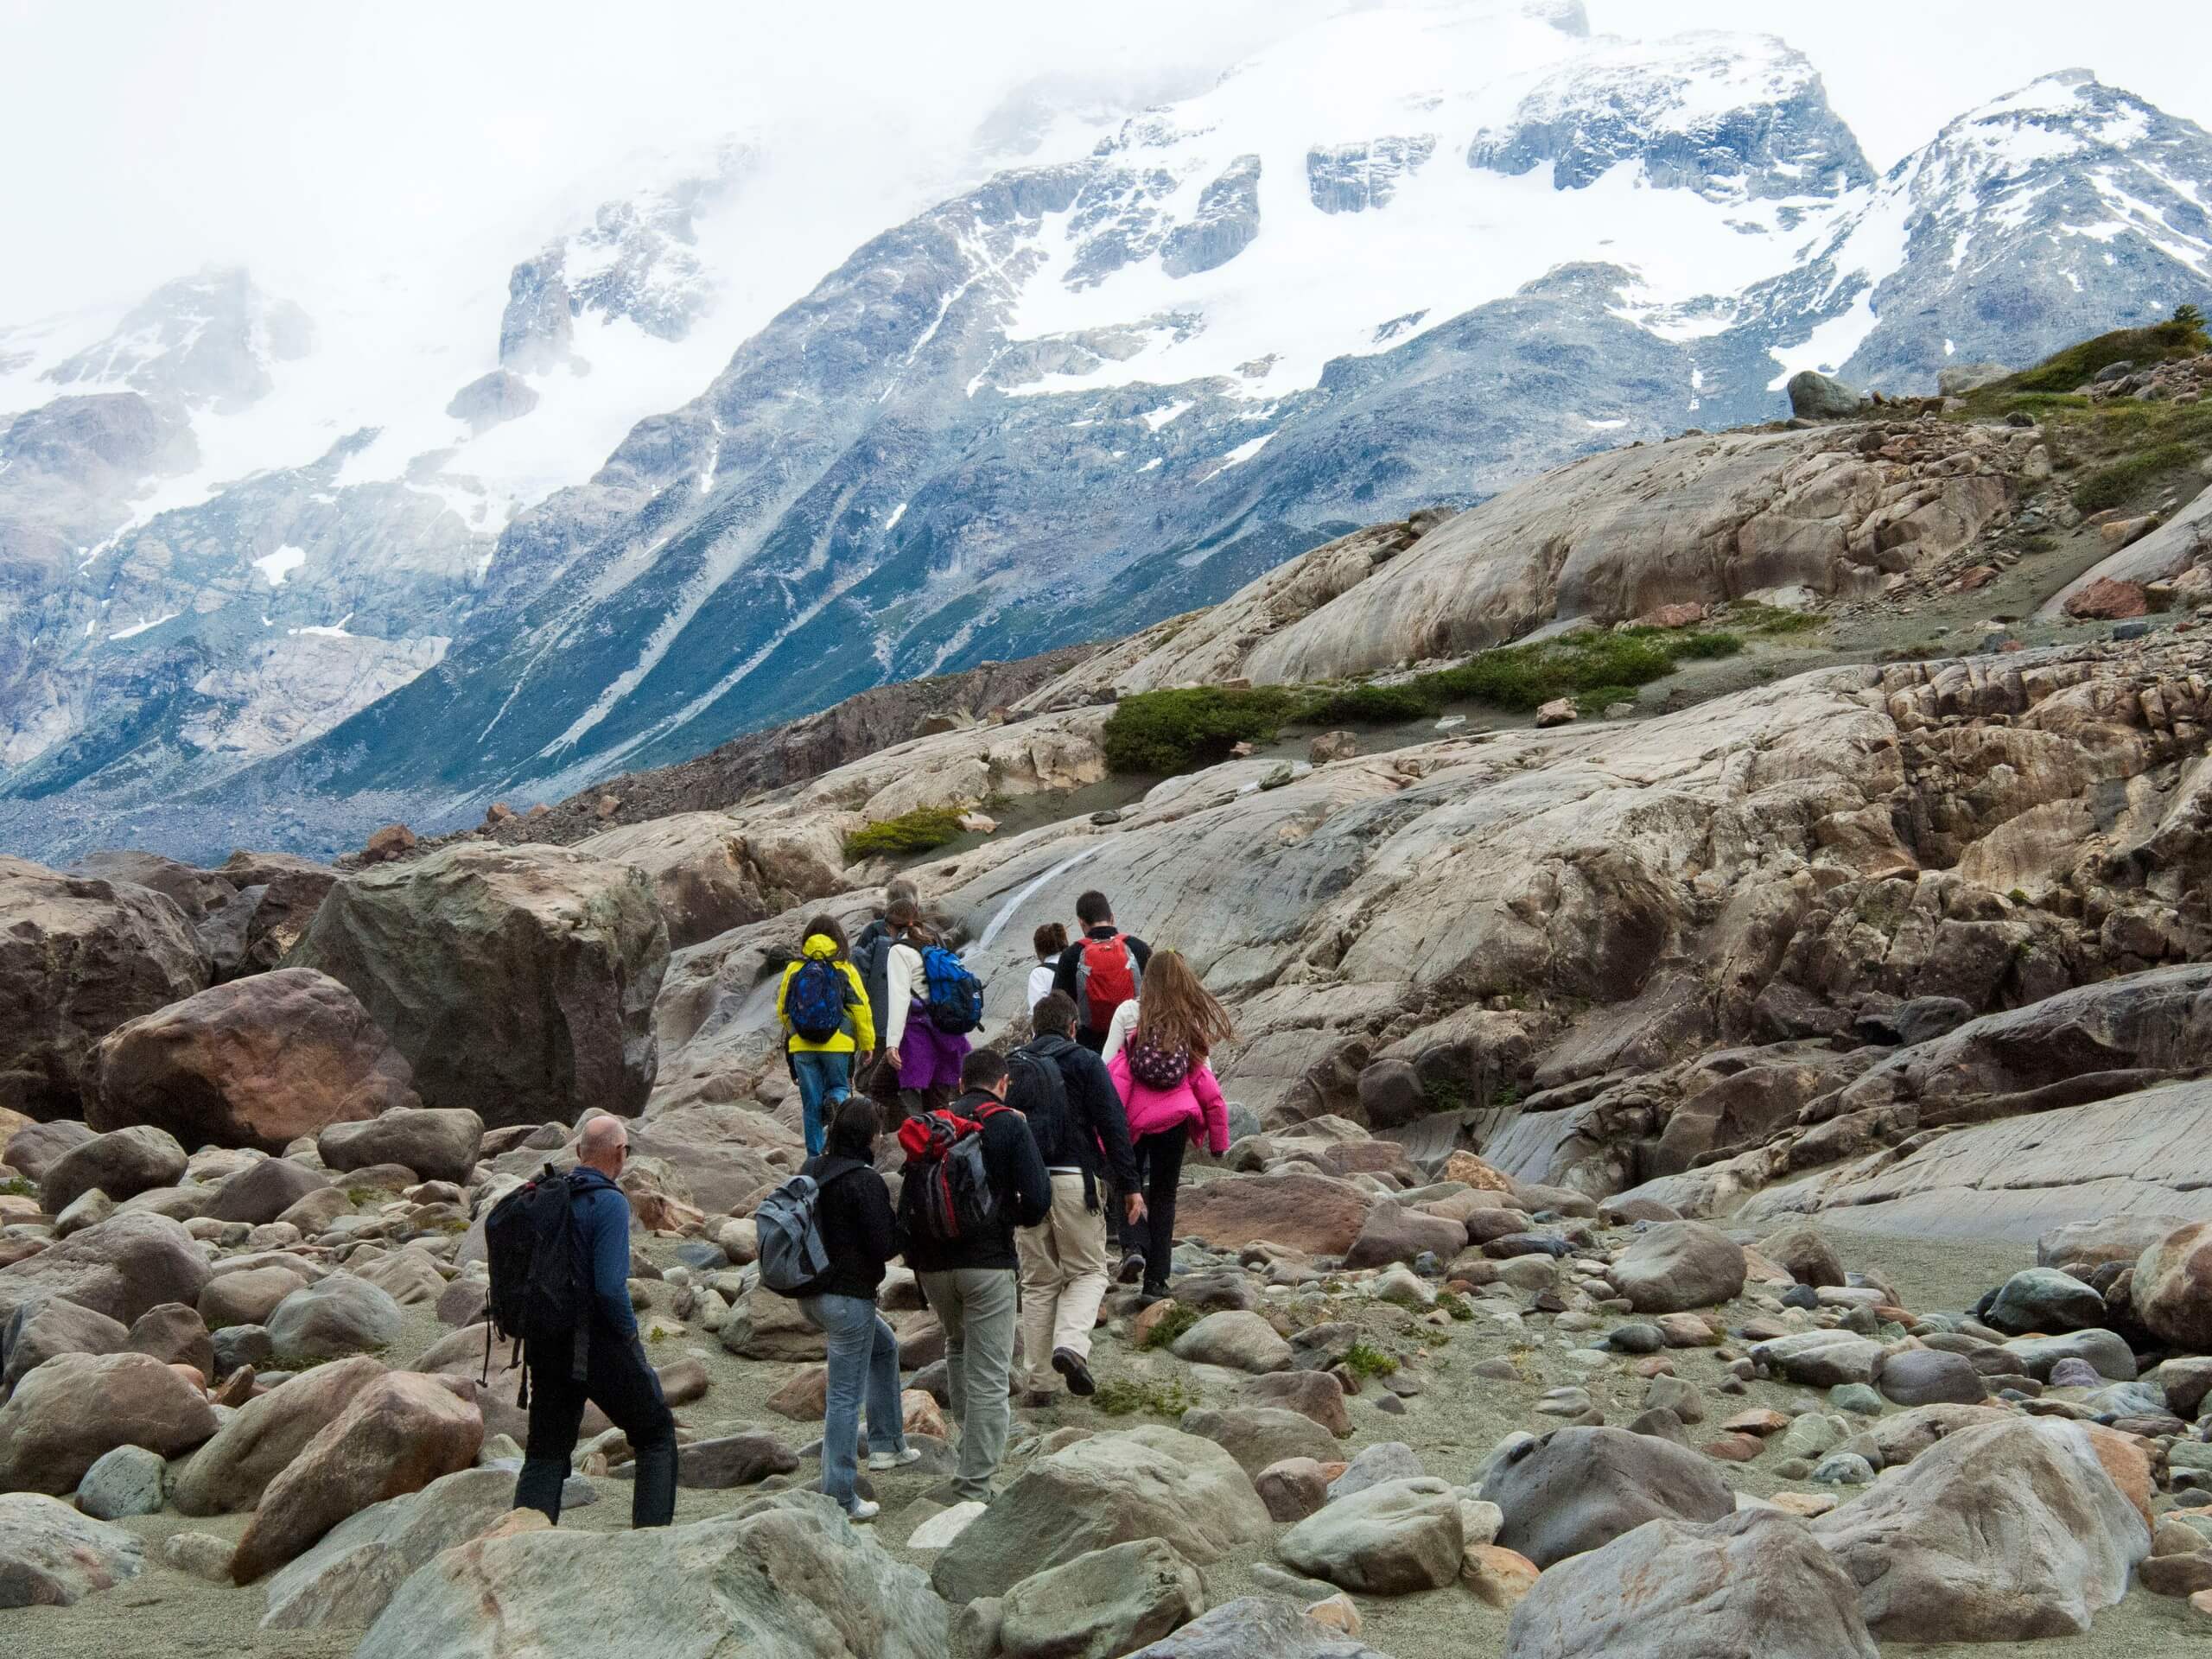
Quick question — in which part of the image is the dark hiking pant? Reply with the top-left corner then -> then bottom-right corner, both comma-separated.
515,1330 -> 677,1528
1130,1128 -> 1187,1295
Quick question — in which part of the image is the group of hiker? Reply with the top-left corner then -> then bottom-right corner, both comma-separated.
764,881 -> 1234,1517
492,877 -> 1233,1529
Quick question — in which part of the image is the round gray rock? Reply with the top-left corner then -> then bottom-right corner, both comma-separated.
75,1444 -> 168,1521
265,1273 -> 404,1363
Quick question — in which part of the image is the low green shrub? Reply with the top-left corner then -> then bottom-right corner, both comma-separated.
0,1177 -> 34,1200
1437,1291 -> 1476,1322
1340,1340 -> 1398,1378
842,805 -> 967,862
2070,442 -> 2200,514
2005,314 -> 2209,393
1095,1377 -> 1199,1418
1099,685 -> 1302,773
1138,1301 -> 1203,1351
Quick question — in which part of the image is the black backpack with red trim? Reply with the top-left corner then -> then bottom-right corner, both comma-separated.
897,1103 -> 1007,1244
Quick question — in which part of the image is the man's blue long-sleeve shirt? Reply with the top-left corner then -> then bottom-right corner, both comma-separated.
568,1166 -> 638,1340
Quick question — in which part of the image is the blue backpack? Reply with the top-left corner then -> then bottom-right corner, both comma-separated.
786,957 -> 849,1045
920,944 -> 985,1035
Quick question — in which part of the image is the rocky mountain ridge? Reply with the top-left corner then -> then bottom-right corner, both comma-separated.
3,4 -> 2209,862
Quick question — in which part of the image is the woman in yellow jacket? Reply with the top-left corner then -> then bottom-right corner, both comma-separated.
776,914 -> 876,1156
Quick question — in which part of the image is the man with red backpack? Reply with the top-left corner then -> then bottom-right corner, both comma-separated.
1050,890 -> 1152,1055
898,1048 -> 1050,1503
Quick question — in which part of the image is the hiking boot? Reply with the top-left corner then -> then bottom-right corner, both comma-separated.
868,1446 -> 924,1471
1116,1254 -> 1147,1285
846,1499 -> 880,1522
1052,1347 -> 1096,1397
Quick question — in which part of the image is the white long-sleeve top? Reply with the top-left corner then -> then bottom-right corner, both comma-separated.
1026,961 -> 1057,1014
880,941 -> 925,1052
1100,997 -> 1140,1063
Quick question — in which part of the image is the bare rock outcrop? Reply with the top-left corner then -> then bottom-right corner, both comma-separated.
288,843 -> 670,1128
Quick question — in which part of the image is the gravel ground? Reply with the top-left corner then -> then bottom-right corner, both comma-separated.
2,1225 -> 2196,1658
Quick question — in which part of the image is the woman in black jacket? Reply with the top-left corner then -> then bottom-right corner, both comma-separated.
798,1096 -> 918,1520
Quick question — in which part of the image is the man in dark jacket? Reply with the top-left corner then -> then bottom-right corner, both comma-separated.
1010,991 -> 1144,1396
901,1049 -> 1051,1502
1051,889 -> 1151,1052
798,1096 -> 915,1520
514,1115 -> 678,1527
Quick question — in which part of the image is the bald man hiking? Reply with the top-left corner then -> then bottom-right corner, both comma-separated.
501,1113 -> 679,1527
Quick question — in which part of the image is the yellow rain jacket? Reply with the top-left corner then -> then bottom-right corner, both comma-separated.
776,934 -> 877,1054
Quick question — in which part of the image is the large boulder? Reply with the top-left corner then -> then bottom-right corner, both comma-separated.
1,1294 -> 128,1389
1504,1509 -> 1878,1659
355,1490 -> 946,1659
88,969 -> 418,1152
320,1108 -> 485,1185
1342,1202 -> 1466,1270
0,1349 -> 218,1495
1608,1222 -> 1745,1313
1985,1267 -> 2107,1335
1482,1426 -> 1734,1568
1753,1225 -> 1846,1288
1170,1310 -> 1293,1374
1749,1330 -> 1885,1388
39,1124 -> 188,1214
1180,1406 -> 1343,1476
1173,1173 -> 1372,1256
1810,1418 -> 2151,1641
0,856 -> 208,1121
206,850 -> 340,980
231,1370 -> 485,1583
2134,1222 -> 2212,1350
203,1155 -> 331,1226
1786,370 -> 1863,420
286,843 -> 670,1127
261,1465 -> 518,1630
265,1273 -> 404,1363
1276,1477 -> 1464,1594
931,1426 -> 1272,1605
2,1118 -> 91,1184
0,1211 -> 210,1327
171,1354 -> 388,1515
995,1538 -> 1205,1659
0,1491 -> 144,1607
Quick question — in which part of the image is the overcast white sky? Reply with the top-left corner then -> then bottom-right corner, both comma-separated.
2,0 -> 2206,326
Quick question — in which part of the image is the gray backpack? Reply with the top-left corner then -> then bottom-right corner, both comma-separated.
756,1170 -> 843,1295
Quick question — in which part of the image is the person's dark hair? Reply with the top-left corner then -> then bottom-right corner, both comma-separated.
1033,920 -> 1068,961
827,1096 -> 880,1158
1032,990 -> 1077,1037
1076,890 -> 1113,928
887,899 -> 921,931
963,1048 -> 1010,1092
802,912 -> 849,958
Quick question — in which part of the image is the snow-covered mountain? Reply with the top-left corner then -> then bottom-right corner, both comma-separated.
2,0 -> 2208,863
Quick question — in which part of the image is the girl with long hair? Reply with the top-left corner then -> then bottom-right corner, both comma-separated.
1105,949 -> 1233,1302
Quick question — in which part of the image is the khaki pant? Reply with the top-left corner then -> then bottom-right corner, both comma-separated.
1014,1172 -> 1109,1391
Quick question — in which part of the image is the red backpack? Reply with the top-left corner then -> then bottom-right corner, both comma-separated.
1075,933 -> 1138,1033
898,1104 -> 1010,1243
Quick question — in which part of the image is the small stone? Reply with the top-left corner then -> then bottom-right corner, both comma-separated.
1811,1452 -> 1876,1485
1463,1542 -> 1541,1609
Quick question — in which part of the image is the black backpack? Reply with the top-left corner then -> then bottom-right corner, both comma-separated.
484,1164 -> 588,1400
1005,1047 -> 1075,1169
899,1104 -> 1010,1245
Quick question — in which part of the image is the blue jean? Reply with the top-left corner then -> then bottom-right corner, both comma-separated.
799,1294 -> 906,1510
791,1050 -> 853,1156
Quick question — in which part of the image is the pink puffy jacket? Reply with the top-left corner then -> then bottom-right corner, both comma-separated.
1108,1050 -> 1231,1156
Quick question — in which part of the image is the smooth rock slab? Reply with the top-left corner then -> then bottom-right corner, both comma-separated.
0,1491 -> 145,1607
355,1491 -> 945,1659
1503,1508 -> 1878,1659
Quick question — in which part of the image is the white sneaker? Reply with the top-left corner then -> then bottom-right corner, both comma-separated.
846,1499 -> 881,1522
868,1446 -> 924,1471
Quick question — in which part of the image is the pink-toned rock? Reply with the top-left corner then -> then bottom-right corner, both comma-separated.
89,969 -> 417,1153
902,1389 -> 946,1440
0,1350 -> 218,1495
231,1371 -> 483,1583
2063,577 -> 2150,620
1464,1542 -> 1541,1609
1637,602 -> 1707,629
2134,1223 -> 2212,1351
171,1354 -> 389,1516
